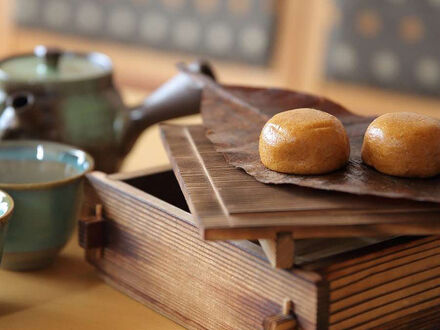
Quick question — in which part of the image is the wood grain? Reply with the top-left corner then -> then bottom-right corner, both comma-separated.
259,233 -> 295,269
323,237 -> 440,329
83,169 -> 440,329
160,124 -> 440,241
263,314 -> 297,330
86,170 -> 324,329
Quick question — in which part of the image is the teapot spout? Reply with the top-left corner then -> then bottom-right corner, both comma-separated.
0,93 -> 34,140
120,61 -> 216,154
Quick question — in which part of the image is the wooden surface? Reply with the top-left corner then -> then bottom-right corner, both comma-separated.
323,236 -> 440,329
84,167 -> 440,329
259,233 -> 295,269
161,124 -> 440,241
0,229 -> 183,330
85,169 -> 323,329
0,73 -> 439,330
0,88 -> 200,330
0,0 -> 12,57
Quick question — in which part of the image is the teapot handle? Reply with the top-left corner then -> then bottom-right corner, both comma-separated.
122,60 -> 216,153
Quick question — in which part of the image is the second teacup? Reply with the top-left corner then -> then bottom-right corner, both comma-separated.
0,190 -> 13,265
0,140 -> 93,271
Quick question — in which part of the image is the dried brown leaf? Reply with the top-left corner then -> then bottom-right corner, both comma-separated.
201,85 -> 440,203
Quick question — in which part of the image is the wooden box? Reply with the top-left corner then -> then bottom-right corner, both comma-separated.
80,167 -> 440,330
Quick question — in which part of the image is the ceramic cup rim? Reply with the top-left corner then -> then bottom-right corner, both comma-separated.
0,190 -> 14,223
0,140 -> 94,190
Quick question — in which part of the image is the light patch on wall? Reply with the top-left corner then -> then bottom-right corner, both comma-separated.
415,57 -> 440,87
371,51 -> 400,82
173,19 -> 201,49
44,0 -> 71,28
139,12 -> 169,42
76,1 -> 104,33
330,43 -> 358,75
239,26 -> 268,59
108,6 -> 136,38
15,0 -> 39,23
206,22 -> 234,55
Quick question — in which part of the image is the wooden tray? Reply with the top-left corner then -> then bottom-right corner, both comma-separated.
80,167 -> 440,329
160,124 -> 440,268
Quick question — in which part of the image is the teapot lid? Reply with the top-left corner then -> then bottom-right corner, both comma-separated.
0,46 -> 112,83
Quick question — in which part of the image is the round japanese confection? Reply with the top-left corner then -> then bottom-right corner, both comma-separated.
362,112 -> 440,178
259,108 -> 350,174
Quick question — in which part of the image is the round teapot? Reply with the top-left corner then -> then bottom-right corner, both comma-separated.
0,46 -> 215,172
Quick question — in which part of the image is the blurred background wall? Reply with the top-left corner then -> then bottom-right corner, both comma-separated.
2,0 -> 440,118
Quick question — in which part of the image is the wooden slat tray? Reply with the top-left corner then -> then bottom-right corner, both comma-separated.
161,124 -> 440,268
81,167 -> 440,329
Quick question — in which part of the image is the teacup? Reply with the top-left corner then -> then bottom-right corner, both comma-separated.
0,190 -> 14,264
0,140 -> 93,270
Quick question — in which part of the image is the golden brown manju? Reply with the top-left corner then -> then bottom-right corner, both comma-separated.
259,108 -> 350,174
362,112 -> 440,178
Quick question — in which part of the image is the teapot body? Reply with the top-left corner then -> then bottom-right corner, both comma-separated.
0,48 -> 215,173
0,79 -> 127,173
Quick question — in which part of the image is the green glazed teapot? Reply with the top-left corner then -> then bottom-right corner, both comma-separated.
0,46 -> 215,172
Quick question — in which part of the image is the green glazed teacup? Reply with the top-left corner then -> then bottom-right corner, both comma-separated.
0,140 -> 93,271
0,190 -> 14,264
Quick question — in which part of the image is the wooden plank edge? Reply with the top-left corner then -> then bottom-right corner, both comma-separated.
259,233 -> 295,269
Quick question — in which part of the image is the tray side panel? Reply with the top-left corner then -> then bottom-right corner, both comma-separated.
321,236 -> 440,329
86,175 -> 324,329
